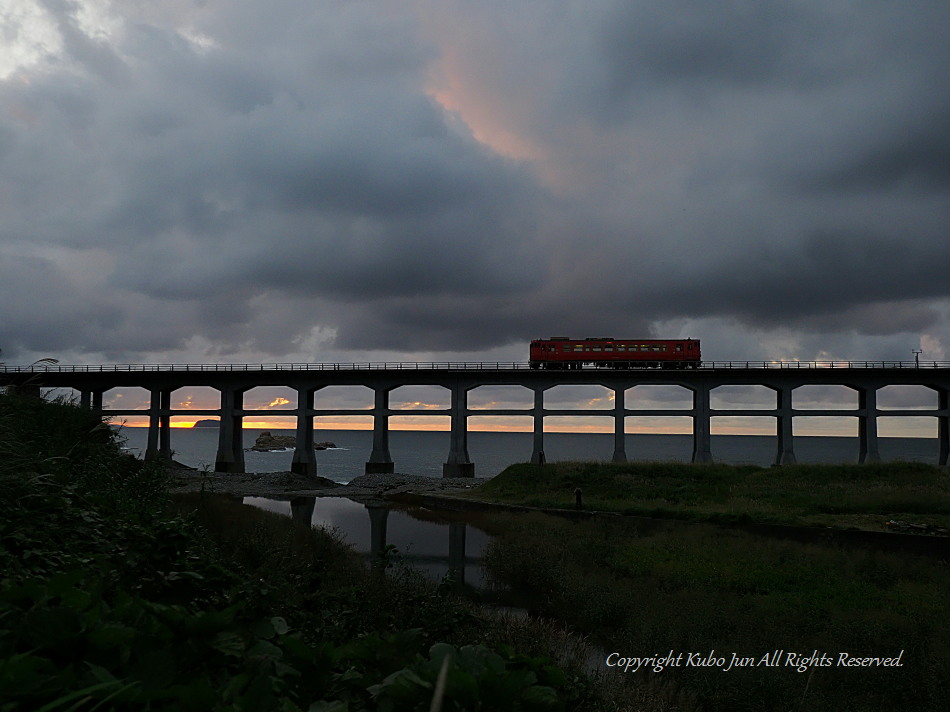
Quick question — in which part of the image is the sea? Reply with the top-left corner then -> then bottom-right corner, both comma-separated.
115,427 -> 942,482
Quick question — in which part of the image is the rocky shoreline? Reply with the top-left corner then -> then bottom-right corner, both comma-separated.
166,465 -> 487,500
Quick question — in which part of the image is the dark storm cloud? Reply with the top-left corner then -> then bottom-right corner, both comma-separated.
1,1 -> 548,360
597,0 -> 827,94
786,101 -> 950,193
0,255 -> 120,353
2,0 -> 949,365
647,229 -> 950,331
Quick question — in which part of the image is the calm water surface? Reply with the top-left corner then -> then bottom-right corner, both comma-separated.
244,495 -> 493,588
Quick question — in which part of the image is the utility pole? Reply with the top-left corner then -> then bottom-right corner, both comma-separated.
912,349 -> 922,368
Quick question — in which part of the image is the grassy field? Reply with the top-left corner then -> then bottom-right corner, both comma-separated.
461,461 -> 950,710
479,509 -> 950,712
468,460 -> 950,531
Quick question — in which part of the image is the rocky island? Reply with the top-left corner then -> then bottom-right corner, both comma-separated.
251,431 -> 336,452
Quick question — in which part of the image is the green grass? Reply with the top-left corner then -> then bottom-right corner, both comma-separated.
480,510 -> 950,712
470,460 -> 950,710
469,460 -> 950,530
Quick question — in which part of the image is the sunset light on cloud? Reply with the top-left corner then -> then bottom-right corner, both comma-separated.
426,60 -> 540,164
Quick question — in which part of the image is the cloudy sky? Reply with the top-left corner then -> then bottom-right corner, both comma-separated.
2,1 -> 949,430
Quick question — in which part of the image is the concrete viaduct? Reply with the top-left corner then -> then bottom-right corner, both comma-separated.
3,361 -> 949,475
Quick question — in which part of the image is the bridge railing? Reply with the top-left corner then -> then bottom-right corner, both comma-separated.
2,360 -> 950,373
0,362 -> 527,372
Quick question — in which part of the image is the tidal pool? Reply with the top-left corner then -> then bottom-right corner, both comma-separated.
244,496 -> 493,588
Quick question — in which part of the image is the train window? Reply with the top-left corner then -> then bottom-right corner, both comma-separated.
592,346 -> 601,352
675,344 -> 683,352
604,346 -> 613,352
574,345 -> 583,352
652,345 -> 661,351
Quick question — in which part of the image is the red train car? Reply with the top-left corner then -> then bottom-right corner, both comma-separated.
529,337 -> 701,369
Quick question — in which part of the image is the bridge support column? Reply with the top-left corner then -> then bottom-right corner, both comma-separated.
444,383 -> 474,478
366,386 -> 395,474
214,387 -> 246,473
612,385 -> 627,463
291,387 -> 317,477
774,386 -> 797,465
144,389 -> 172,463
159,390 -> 172,461
79,390 -> 91,409
531,387 -> 546,464
145,389 -> 160,461
937,388 -> 949,467
691,383 -> 713,463
858,386 -> 880,464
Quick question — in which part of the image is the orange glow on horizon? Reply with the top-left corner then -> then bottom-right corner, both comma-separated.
109,421 -> 939,437
117,420 -> 702,435
108,413 -> 933,438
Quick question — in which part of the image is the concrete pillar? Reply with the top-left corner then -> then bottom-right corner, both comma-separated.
774,385 -> 797,465
612,385 -> 627,463
858,386 -> 881,464
291,387 -> 317,477
145,388 -> 161,462
79,390 -> 91,409
937,387 -> 949,467
214,387 -> 246,473
531,387 -> 546,464
158,389 -> 172,461
366,386 -> 395,474
91,390 -> 103,413
144,388 -> 172,463
443,383 -> 474,478
691,383 -> 713,463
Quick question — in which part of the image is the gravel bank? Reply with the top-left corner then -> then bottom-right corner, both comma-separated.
166,466 -> 487,499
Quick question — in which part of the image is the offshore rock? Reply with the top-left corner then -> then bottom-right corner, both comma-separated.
252,431 -> 296,451
251,432 -> 337,451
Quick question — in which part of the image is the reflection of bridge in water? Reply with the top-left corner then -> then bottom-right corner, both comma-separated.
287,497 -> 486,587
3,362 -> 950,473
